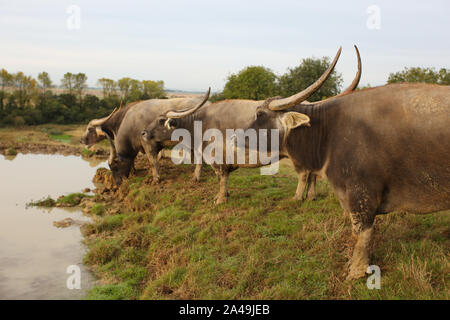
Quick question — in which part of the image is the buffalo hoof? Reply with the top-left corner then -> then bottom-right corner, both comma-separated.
191,175 -> 201,183
215,196 -> 228,205
152,177 -> 161,185
346,262 -> 369,281
292,195 -> 305,202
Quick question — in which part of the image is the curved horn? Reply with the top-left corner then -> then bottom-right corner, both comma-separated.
338,45 -> 361,95
268,47 -> 342,111
166,87 -> 211,118
309,45 -> 361,104
88,107 -> 118,127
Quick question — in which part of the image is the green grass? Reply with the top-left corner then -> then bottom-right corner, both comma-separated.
57,192 -> 90,206
29,192 -> 91,207
49,133 -> 73,143
83,161 -> 450,300
28,196 -> 56,207
6,147 -> 17,155
82,148 -> 96,157
91,203 -> 105,216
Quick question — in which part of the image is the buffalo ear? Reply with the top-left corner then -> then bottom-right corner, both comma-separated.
96,127 -> 106,137
280,112 -> 310,130
164,118 -> 177,129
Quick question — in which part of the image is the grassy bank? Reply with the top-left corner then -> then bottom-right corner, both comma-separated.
82,159 -> 449,300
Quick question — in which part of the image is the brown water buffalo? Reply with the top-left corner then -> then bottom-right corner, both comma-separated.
247,78 -> 450,279
81,96 -> 211,185
142,46 -> 361,204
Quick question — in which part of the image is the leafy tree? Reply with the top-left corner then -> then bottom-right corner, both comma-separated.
61,72 -> 87,103
209,92 -> 226,103
142,80 -> 165,99
117,77 -> 132,101
12,72 -> 38,108
222,66 -> 278,100
74,73 -> 88,103
97,78 -> 117,98
278,56 -> 343,102
128,79 -> 143,102
61,72 -> 75,95
0,68 -> 13,109
388,67 -> 450,85
37,72 -> 53,91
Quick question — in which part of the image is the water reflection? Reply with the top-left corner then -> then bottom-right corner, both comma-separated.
0,154 -> 107,299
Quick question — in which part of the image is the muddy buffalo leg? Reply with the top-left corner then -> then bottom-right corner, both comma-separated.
191,149 -> 202,182
211,164 -> 231,204
142,142 -> 161,184
343,187 -> 377,280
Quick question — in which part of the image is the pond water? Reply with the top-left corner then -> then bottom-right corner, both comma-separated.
0,153 -> 107,299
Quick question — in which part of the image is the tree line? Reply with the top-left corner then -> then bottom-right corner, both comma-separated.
1,60 -> 448,127
210,60 -> 450,103
0,70 -> 166,127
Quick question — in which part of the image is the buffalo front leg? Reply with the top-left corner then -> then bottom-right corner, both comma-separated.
142,143 -> 161,184
347,212 -> 375,280
192,164 -> 202,182
191,149 -> 202,182
293,171 -> 309,201
212,164 -> 230,205
149,152 -> 161,184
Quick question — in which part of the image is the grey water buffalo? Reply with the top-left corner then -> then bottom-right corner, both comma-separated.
247,75 -> 450,279
82,96 -> 211,185
141,46 -> 361,204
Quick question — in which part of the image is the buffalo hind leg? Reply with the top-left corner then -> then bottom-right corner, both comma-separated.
293,171 -> 316,201
306,173 -> 317,201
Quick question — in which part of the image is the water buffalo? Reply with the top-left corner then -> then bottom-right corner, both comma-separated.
247,76 -> 450,279
82,96 -> 211,185
142,46 -> 361,204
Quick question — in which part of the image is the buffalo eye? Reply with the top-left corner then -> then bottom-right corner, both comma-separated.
159,118 -> 166,125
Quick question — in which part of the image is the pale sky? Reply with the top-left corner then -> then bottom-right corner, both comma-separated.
0,0 -> 449,92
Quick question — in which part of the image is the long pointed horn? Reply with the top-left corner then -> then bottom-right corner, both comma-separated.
89,107 -> 118,127
310,45 -> 361,104
166,87 -> 211,118
268,47 -> 342,111
338,45 -> 361,95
